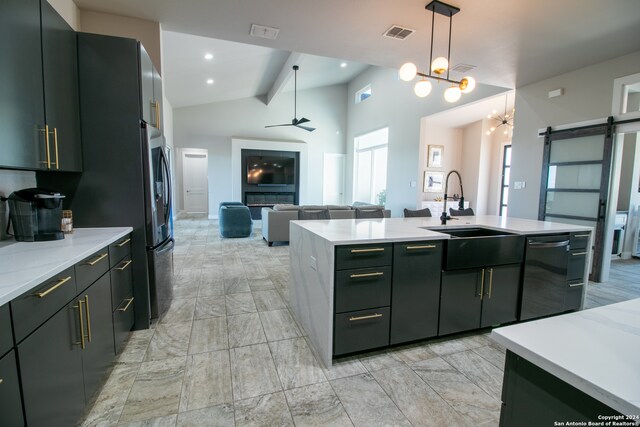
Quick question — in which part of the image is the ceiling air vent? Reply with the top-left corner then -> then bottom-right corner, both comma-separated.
450,63 -> 476,73
250,24 -> 280,40
383,25 -> 415,40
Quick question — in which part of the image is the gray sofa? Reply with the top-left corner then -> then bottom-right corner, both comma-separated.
261,204 -> 390,246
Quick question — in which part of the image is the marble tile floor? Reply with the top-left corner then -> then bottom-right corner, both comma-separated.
81,214 -> 640,426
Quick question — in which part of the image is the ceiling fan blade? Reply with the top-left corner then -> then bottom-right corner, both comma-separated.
265,123 -> 293,128
296,117 -> 310,125
296,124 -> 316,132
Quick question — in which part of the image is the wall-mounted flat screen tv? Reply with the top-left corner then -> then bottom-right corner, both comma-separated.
246,156 -> 295,185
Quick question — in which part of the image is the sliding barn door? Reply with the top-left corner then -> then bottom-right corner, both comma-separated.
538,121 -> 614,281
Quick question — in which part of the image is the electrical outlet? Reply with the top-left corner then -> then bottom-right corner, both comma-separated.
514,181 -> 523,190
310,256 -> 317,271
410,180 -> 416,188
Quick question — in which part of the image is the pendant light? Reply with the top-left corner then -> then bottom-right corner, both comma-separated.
399,0 -> 475,102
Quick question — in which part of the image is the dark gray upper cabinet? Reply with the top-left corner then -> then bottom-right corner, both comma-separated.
0,0 -> 46,170
391,242 -> 443,344
41,0 -> 82,171
0,0 -> 81,171
139,44 -> 162,131
140,44 -> 155,126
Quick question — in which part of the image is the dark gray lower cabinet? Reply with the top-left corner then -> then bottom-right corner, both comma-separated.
0,350 -> 24,427
19,300 -> 86,427
18,273 -> 115,426
390,241 -> 442,344
81,274 -> 115,401
480,264 -> 521,328
0,304 -> 13,357
440,264 -> 521,335
440,269 -> 483,335
111,257 -> 134,354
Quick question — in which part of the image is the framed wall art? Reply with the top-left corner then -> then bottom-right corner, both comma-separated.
424,171 -> 444,192
427,145 -> 444,168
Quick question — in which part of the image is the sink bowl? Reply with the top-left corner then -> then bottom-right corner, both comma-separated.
424,226 -> 525,270
435,227 -> 516,238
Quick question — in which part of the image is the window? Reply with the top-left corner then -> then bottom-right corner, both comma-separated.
499,145 -> 511,216
353,128 -> 388,204
355,84 -> 372,104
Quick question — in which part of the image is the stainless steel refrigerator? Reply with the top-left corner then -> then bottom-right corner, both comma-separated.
38,33 -> 174,328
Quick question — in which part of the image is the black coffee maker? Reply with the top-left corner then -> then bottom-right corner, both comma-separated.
6,188 -> 66,241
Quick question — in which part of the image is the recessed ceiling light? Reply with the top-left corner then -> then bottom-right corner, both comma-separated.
206,79 -> 214,85
340,62 -> 347,68
204,53 -> 213,60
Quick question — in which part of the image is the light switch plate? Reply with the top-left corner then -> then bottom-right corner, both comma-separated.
410,180 -> 416,188
310,256 -> 317,271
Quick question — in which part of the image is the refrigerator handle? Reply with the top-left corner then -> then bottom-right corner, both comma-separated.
160,148 -> 172,225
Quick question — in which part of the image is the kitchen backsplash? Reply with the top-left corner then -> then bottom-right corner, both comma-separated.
0,170 -> 36,240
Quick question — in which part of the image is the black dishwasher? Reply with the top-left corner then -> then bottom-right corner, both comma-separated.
520,235 -> 570,321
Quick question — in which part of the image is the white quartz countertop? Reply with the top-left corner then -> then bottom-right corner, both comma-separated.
291,215 -> 592,245
0,227 -> 132,306
491,298 -> 640,415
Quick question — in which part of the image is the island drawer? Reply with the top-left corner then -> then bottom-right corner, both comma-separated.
113,296 -> 135,354
109,235 -> 132,267
334,307 -> 390,356
569,232 -> 590,251
11,266 -> 77,343
335,244 -> 392,270
335,266 -> 391,313
567,249 -> 587,281
76,249 -> 110,293
0,304 -> 13,357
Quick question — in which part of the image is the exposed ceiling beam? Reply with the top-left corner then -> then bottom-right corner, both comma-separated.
266,51 -> 303,105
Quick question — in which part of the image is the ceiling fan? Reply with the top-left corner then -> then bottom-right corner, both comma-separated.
265,65 -> 315,132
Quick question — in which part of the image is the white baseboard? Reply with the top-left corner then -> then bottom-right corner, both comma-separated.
620,251 -> 632,260
208,214 -> 218,220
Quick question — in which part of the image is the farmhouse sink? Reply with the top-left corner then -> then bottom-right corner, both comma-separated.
423,226 -> 525,270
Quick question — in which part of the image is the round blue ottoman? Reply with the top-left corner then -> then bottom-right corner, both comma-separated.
219,204 -> 253,238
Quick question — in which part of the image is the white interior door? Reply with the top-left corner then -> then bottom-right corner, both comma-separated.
323,153 -> 345,205
183,152 -> 208,213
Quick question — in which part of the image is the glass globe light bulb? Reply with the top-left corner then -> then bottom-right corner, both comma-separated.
444,86 -> 461,103
431,57 -> 448,75
414,79 -> 432,97
490,127 -> 495,132
486,131 -> 491,135
399,63 -> 417,82
504,129 -> 508,135
459,76 -> 476,93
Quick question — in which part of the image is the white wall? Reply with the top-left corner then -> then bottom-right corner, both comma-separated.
173,84 -> 348,214
346,66 -> 507,217
508,51 -> 640,219
418,122 -> 462,205
487,130 -> 511,215
46,0 -> 80,30
80,10 -> 162,73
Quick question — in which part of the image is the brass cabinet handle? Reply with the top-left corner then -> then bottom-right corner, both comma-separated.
116,260 -> 132,271
0,378 -> 3,385
479,268 -> 485,299
569,283 -> 584,287
156,101 -> 161,129
350,248 -> 385,253
150,101 -> 156,127
85,295 -> 92,343
117,238 -> 131,247
33,276 -> 72,298
74,299 -> 85,350
571,252 -> 588,256
39,125 -> 51,168
406,245 -> 437,250
87,253 -> 108,266
573,234 -> 590,238
52,127 -> 59,169
349,313 -> 383,321
350,272 -> 384,278
488,268 -> 494,298
118,297 -> 134,312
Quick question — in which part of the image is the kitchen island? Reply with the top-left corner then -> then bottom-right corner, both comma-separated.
289,215 -> 592,367
492,298 -> 640,423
